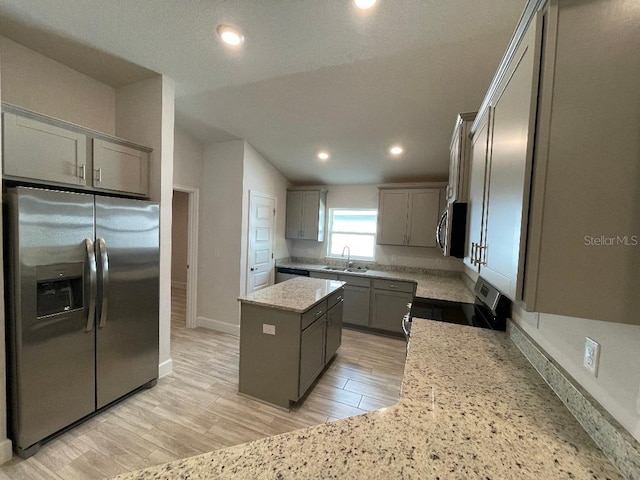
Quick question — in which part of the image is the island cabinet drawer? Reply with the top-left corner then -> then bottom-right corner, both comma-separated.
337,274 -> 371,288
373,279 -> 415,293
302,300 -> 327,330
328,288 -> 344,309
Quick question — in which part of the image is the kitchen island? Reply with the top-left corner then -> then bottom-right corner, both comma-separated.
115,319 -> 622,479
237,277 -> 345,409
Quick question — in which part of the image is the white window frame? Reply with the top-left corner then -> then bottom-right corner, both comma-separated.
326,208 -> 377,261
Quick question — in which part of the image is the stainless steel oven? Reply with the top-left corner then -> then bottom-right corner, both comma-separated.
404,277 -> 510,341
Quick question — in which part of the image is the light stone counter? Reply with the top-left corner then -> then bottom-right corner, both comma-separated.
277,260 -> 476,304
238,277 -> 345,313
114,320 -> 622,480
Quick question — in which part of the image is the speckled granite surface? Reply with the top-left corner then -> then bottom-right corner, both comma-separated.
508,322 -> 640,480
114,320 -> 621,480
238,277 -> 345,313
277,260 -> 476,304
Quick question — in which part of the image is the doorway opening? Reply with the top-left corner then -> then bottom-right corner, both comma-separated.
171,185 -> 199,328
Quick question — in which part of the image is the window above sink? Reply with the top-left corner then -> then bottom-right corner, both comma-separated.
326,208 -> 377,261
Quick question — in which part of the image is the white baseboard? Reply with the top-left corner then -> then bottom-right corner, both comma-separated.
158,358 -> 173,378
0,438 -> 12,465
171,281 -> 187,289
196,316 -> 240,336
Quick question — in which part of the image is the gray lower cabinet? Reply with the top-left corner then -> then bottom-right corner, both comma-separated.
342,285 -> 370,326
370,279 -> 415,334
239,287 -> 343,408
310,271 -> 371,327
309,270 -> 414,334
325,300 -> 343,360
299,315 -> 327,398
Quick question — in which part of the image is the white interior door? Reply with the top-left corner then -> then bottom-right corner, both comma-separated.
247,191 -> 276,293
173,185 -> 199,329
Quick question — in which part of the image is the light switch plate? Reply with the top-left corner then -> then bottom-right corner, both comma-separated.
262,324 -> 276,335
583,337 -> 600,376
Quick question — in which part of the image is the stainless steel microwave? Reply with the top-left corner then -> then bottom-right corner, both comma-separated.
436,201 -> 467,258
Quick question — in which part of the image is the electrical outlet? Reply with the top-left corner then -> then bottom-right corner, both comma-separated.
213,248 -> 220,258
583,337 -> 600,376
391,255 -> 398,263
262,324 -> 276,335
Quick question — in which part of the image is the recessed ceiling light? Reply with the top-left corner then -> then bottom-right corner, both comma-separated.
354,0 -> 377,9
217,24 -> 244,47
318,151 -> 330,161
390,145 -> 404,156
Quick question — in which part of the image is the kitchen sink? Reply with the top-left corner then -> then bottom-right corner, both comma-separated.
322,266 -> 368,273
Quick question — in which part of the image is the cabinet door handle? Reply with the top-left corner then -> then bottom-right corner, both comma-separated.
94,168 -> 102,182
315,310 -> 323,317
478,245 -> 487,266
78,164 -> 86,180
388,284 -> 398,289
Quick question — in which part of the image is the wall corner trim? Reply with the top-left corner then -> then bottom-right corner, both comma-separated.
158,358 -> 173,378
196,316 -> 240,336
0,438 -> 13,465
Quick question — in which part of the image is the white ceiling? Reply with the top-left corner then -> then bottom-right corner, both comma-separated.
0,0 -> 525,185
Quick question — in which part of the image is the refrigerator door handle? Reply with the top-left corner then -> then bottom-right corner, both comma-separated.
97,238 -> 109,327
85,238 -> 97,331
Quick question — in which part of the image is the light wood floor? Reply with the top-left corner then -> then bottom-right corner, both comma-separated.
0,287 -> 406,479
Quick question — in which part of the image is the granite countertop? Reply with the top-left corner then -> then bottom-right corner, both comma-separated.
114,320 -> 621,480
238,277 -> 345,313
277,260 -> 476,303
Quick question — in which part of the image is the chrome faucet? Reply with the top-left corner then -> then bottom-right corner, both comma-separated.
341,246 -> 352,268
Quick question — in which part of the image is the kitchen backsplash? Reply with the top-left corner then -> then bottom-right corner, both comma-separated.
287,241 -> 464,272
278,256 -> 462,278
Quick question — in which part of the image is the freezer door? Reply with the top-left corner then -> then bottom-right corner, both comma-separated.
95,196 -> 159,408
5,187 -> 96,452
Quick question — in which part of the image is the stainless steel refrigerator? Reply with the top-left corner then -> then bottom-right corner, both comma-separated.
4,186 -> 159,458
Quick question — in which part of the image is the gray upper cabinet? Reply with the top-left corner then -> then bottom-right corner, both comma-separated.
466,0 -> 639,325
92,139 -> 149,196
377,187 -> 441,247
447,112 -> 476,202
464,110 -> 490,272
285,189 -> 327,241
466,13 -> 542,300
2,105 -> 151,198
521,0 -> 640,324
3,112 -> 88,187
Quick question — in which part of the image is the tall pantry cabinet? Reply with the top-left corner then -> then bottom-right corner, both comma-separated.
465,0 -> 640,325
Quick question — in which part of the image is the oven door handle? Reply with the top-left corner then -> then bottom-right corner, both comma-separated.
402,313 -> 411,338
